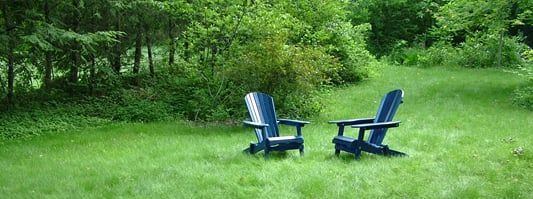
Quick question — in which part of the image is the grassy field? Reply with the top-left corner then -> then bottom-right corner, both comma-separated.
1,65 -> 531,198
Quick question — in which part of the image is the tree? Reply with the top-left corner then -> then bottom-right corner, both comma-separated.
1,1 -> 16,106
349,0 -> 446,56
432,0 -> 530,67
160,0 -> 192,66
0,0 -> 377,121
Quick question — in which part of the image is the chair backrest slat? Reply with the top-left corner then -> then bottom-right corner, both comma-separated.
245,92 -> 280,143
368,89 -> 404,145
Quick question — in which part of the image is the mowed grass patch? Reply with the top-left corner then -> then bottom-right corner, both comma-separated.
1,65 -> 531,198
316,66 -> 532,198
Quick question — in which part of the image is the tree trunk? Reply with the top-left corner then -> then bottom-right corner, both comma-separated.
184,40 -> 190,61
89,54 -> 96,95
43,0 -> 53,88
497,31 -> 503,67
70,46 -> 80,84
133,26 -> 142,74
0,69 -> 4,95
210,45 -> 217,74
112,47 -> 122,74
112,14 -> 122,74
69,0 -> 80,85
146,34 -> 154,77
7,48 -> 14,106
2,1 -> 15,106
168,18 -> 175,66
44,52 -> 53,88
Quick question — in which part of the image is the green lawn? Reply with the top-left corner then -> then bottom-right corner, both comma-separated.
1,65 -> 531,198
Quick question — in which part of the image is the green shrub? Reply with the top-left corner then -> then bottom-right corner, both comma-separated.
511,52 -> 532,111
459,34 -> 526,68
422,43 -> 460,67
169,1 -> 376,120
386,35 -> 526,69
222,35 -> 340,118
512,82 -> 533,111
396,47 -> 423,66
328,23 -> 376,83
523,49 -> 533,63
75,84 -> 178,123
0,106 -> 109,140
384,45 -> 438,67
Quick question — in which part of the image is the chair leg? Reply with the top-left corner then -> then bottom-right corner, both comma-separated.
243,143 -> 255,154
264,148 -> 269,159
334,148 -> 340,156
354,151 -> 361,159
355,147 -> 362,160
299,145 -> 304,156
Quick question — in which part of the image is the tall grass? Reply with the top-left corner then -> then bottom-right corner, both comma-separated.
0,65 -> 531,198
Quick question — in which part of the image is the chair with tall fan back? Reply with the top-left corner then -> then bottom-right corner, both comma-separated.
243,92 -> 310,159
329,89 -> 406,159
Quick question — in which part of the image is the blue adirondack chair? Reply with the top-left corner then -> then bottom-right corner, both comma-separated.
243,92 -> 310,158
329,89 -> 406,159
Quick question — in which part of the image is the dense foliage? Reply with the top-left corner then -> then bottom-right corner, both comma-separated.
379,0 -> 532,68
0,1 -> 375,125
1,0 -> 532,139
511,49 -> 533,111
349,0 -> 446,56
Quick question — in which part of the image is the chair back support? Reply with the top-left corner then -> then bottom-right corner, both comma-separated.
369,89 -> 404,145
245,92 -> 280,142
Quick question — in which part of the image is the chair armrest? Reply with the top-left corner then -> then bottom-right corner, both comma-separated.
329,118 -> 374,137
277,119 -> 309,137
351,121 -> 400,130
328,118 -> 375,126
278,119 -> 310,127
243,120 -> 269,143
243,120 -> 269,128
